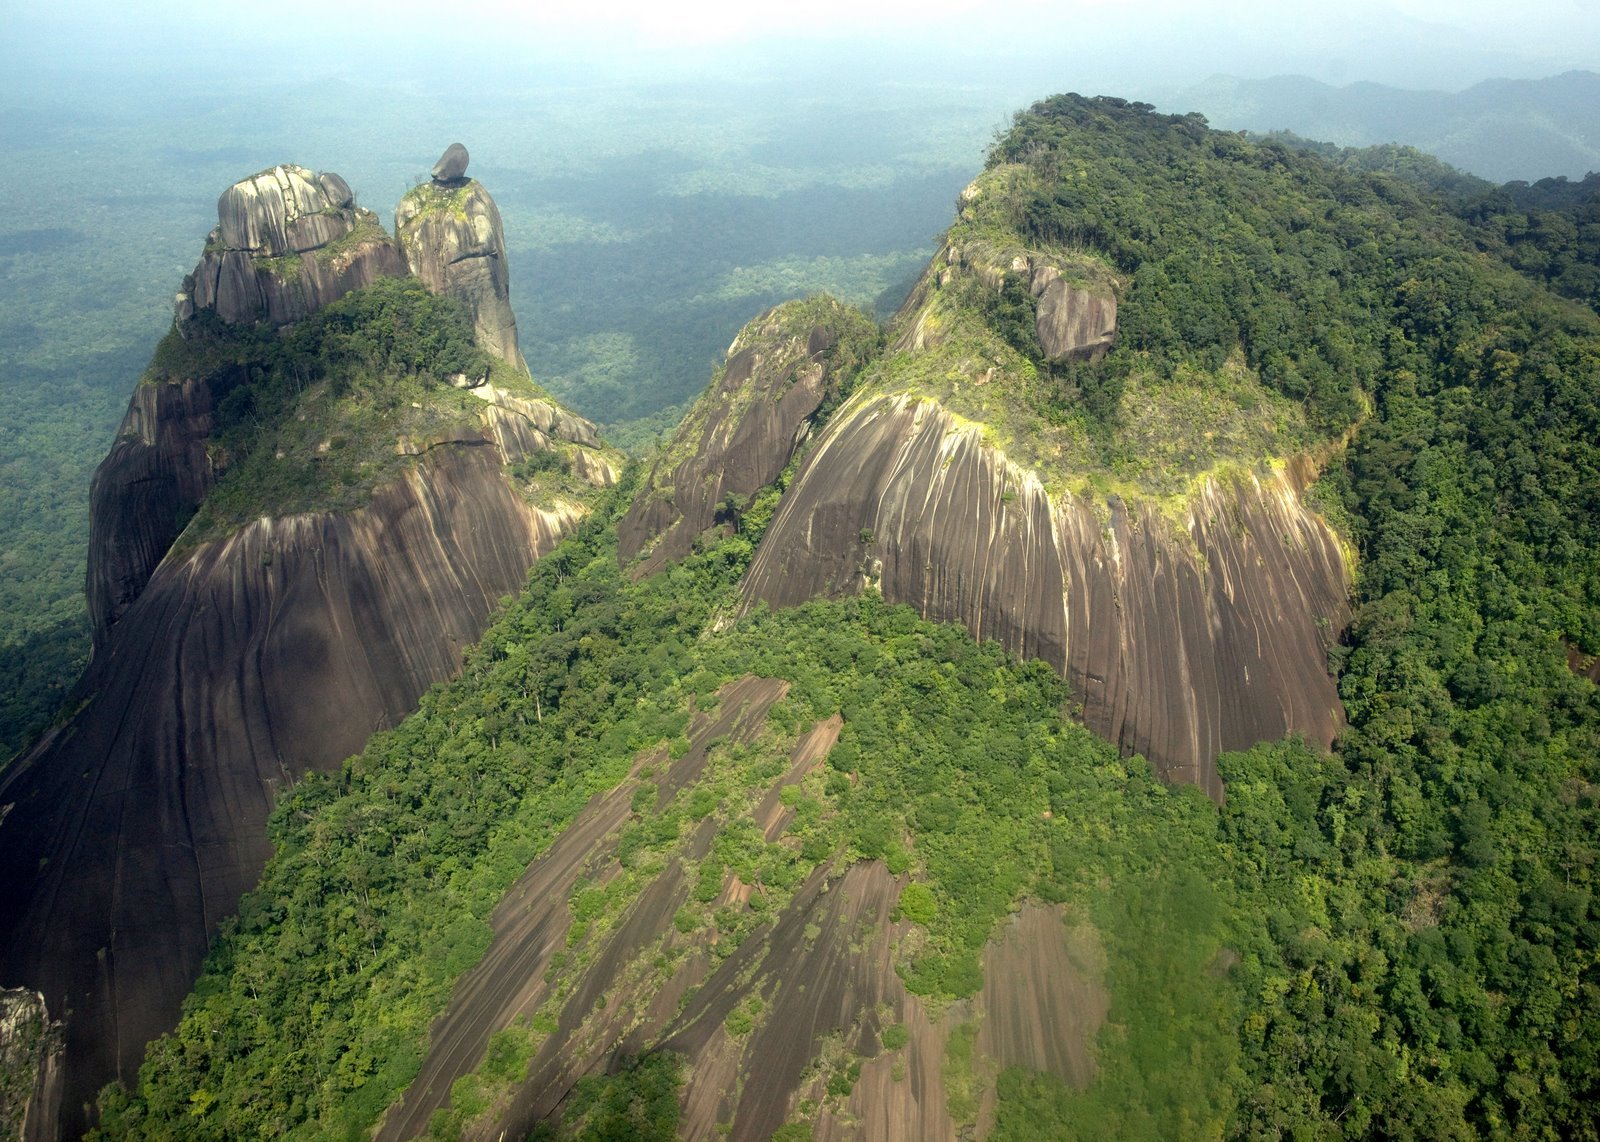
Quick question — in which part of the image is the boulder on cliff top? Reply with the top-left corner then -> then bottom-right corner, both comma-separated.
395,175 -> 524,369
432,142 -> 470,183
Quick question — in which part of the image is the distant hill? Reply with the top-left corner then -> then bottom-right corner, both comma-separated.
1169,70 -> 1600,182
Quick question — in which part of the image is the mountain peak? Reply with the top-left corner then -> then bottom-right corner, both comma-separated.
396,158 -> 525,371
175,162 -> 405,328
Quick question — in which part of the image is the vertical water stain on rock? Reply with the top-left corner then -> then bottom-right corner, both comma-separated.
741,393 -> 1350,799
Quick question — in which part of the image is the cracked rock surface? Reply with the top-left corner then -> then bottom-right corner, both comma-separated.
176,163 -> 405,327
395,177 -> 525,369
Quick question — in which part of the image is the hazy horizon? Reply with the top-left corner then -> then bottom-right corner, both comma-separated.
6,0 -> 1599,100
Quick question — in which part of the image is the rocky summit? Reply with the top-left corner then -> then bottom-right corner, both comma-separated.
175,163 -> 406,328
0,155 -> 616,1138
396,162 -> 525,371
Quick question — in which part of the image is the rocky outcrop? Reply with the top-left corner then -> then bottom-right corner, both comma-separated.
740,393 -> 1350,798
85,374 -> 227,649
901,231 -> 1118,363
618,299 -> 878,576
0,989 -> 60,1142
1035,277 -> 1116,361
176,164 -> 406,327
2,155 -> 617,1135
395,176 -> 525,370
0,433 -> 596,1136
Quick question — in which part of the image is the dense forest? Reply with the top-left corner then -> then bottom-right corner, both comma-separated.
73,96 -> 1600,1138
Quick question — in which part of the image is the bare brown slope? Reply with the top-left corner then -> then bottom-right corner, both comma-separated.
0,440 -> 594,1138
377,676 -> 793,1142
386,675 -> 1103,1140
742,393 -> 1349,798
618,298 -> 878,576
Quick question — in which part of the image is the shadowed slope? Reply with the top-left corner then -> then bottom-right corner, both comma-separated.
618,297 -> 878,577
0,442 -> 588,1135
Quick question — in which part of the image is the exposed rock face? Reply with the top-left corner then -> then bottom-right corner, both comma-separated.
395,178 -> 525,370
432,142 -> 470,182
376,676 -> 1105,1141
4,155 -> 618,1133
85,374 -> 227,650
176,164 -> 406,327
907,237 -> 1118,363
0,427 -> 600,1136
741,393 -> 1350,798
618,299 -> 878,576
0,989 -> 61,1142
82,367 -> 615,657
1035,277 -> 1116,361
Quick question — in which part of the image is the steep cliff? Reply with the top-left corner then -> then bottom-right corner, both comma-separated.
729,156 -> 1352,796
174,164 -> 406,328
1,443 -> 596,1135
91,163 -> 410,650
741,393 -> 1348,797
0,989 -> 59,1141
0,164 -> 619,1136
396,147 -> 525,371
84,370 -> 224,649
617,297 -> 879,576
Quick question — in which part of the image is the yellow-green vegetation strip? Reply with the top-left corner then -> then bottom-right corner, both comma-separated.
312,213 -> 391,266
399,179 -> 478,224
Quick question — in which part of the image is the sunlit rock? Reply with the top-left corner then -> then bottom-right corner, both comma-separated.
396,166 -> 525,370
177,164 -> 405,328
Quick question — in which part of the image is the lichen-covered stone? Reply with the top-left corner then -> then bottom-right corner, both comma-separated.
178,164 -> 405,328
395,177 -> 525,369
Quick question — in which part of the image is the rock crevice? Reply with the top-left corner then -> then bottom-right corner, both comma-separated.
176,164 -> 406,328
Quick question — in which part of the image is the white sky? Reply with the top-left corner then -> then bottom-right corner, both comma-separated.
3,0 -> 1597,90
